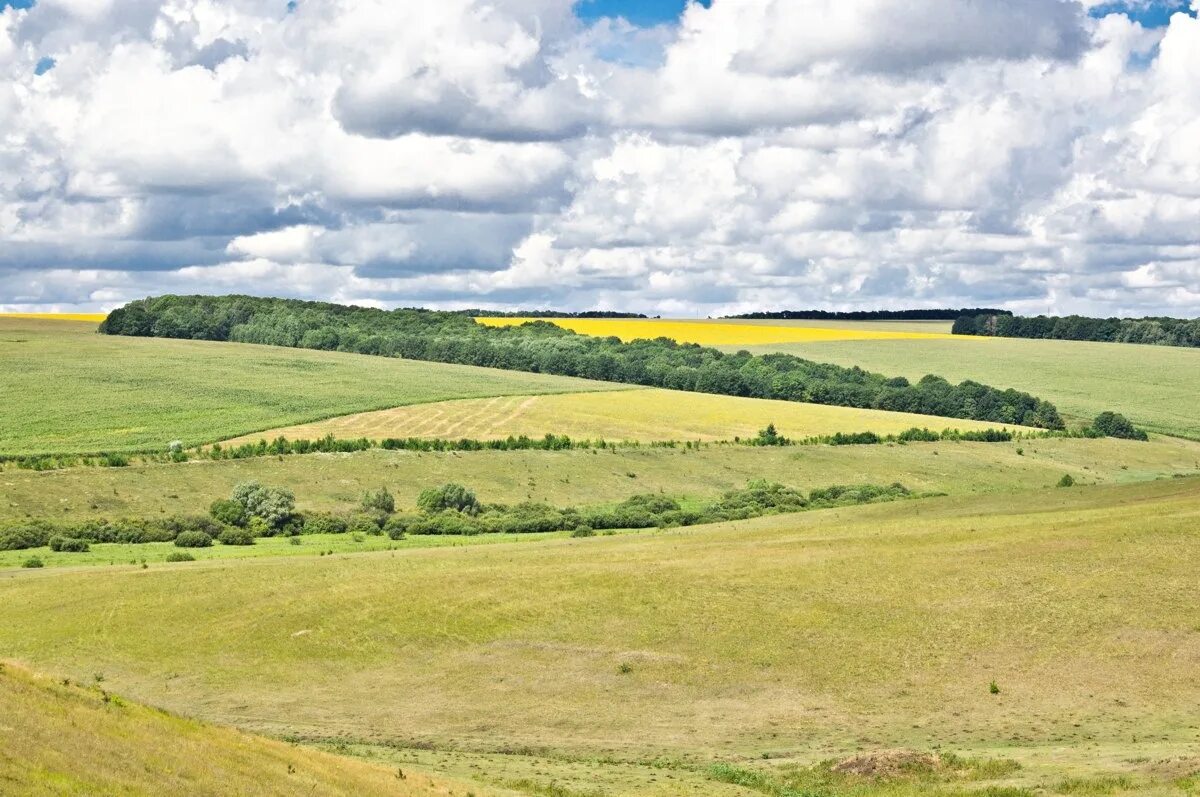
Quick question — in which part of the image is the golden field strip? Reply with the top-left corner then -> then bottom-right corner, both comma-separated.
0,312 -> 107,322
221,387 -> 1015,446
475,316 -> 962,345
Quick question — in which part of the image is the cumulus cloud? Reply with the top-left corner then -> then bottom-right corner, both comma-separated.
0,0 -> 1198,316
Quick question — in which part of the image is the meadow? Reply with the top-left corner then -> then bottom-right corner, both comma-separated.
0,662 -> 462,795
3,435 -> 1196,531
220,387 -> 1015,446
2,478 -> 1198,795
475,316 -> 959,345
733,336 -> 1200,439
0,317 -> 628,456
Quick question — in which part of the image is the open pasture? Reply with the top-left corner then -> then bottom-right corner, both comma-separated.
0,317 -> 628,456
2,478 -> 1199,795
737,336 -> 1200,439
474,316 -> 959,345
2,434 -> 1196,530
0,312 -> 108,322
0,662 -> 461,796
220,387 -> 1015,446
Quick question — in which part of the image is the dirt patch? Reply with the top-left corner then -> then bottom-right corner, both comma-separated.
831,750 -> 941,778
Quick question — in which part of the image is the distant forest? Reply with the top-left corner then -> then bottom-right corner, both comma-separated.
100,295 -> 1065,429
727,309 -> 1011,321
953,313 -> 1200,348
455,309 -> 648,318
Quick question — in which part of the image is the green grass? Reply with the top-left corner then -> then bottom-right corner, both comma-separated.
731,336 -> 1200,439
0,661 -> 465,795
2,435 -> 1198,533
2,478 -> 1200,794
0,318 -> 630,456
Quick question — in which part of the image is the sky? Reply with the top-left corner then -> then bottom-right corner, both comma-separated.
0,0 -> 1198,316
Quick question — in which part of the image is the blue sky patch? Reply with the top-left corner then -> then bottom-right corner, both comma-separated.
34,56 -> 55,75
1089,1 -> 1195,27
574,0 -> 711,27
0,0 -> 36,10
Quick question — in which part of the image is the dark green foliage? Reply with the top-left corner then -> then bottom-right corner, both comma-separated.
1089,411 -> 1149,441
405,511 -> 480,536
48,536 -> 90,553
174,531 -> 213,548
0,520 -> 57,551
98,453 -> 129,467
383,514 -> 418,539
302,513 -> 349,535
752,423 -> 788,446
706,480 -> 810,520
1058,474 -> 1076,488
99,295 -> 1065,428
209,498 -> 247,527
571,525 -> 595,538
347,512 -> 386,535
164,551 -> 195,562
733,308 -> 1011,321
217,527 -> 255,546
417,483 -> 479,515
22,556 -> 44,568
360,486 -> 395,514
954,312 -> 1200,349
479,502 -> 579,534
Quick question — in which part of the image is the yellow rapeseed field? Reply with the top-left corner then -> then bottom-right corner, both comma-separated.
475,317 -> 959,345
0,312 -> 107,322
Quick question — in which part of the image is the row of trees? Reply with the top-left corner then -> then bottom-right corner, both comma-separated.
729,308 -> 1011,321
953,313 -> 1200,348
100,295 -> 1066,429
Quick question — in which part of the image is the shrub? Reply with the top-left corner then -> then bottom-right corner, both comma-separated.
22,556 -> 44,568
417,483 -> 479,515
48,535 -> 90,553
347,512 -> 385,535
98,452 -> 129,467
1089,411 -> 1148,441
230,481 -> 296,530
1057,474 -> 1076,488
361,486 -> 395,514
209,498 -> 247,527
571,525 -> 595,538
479,502 -> 576,534
383,514 -> 420,539
217,527 -> 255,546
302,513 -> 349,535
752,423 -> 789,446
174,530 -> 213,548
165,551 -> 195,562
406,511 -> 480,536
160,515 -> 224,538
0,520 -> 57,551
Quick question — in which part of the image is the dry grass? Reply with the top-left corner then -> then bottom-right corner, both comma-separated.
2,478 -> 1199,793
220,387 -> 1015,445
0,313 -> 107,322
0,661 -> 477,796
474,317 -> 960,345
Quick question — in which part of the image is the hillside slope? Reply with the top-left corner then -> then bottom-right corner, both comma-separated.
0,662 -> 476,796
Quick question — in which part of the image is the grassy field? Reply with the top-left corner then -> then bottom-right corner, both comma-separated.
0,312 -> 109,322
732,336 -> 1200,439
475,317 -> 958,344
221,388 -> 1016,445
2,478 -> 1199,794
0,662 -> 469,796
3,435 -> 1197,530
0,318 -> 630,456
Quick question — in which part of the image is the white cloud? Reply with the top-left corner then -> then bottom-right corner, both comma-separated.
1,0 -> 1199,316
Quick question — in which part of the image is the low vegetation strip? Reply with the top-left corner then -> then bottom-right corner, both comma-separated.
475,315 -> 960,344
0,662 -> 455,795
953,311 -> 1200,348
0,478 -> 916,554
0,312 -> 108,322
100,295 -> 1067,429
219,388 -> 1020,447
0,316 -> 627,456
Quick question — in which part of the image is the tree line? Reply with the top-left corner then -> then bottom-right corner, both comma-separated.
100,295 -> 1065,428
953,312 -> 1200,348
727,308 -> 1012,321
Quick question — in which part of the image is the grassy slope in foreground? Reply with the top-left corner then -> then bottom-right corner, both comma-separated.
1,478 -> 1198,794
0,662 -> 467,796
221,387 -> 1016,445
735,335 -> 1200,439
0,317 -> 630,456
3,435 -> 1197,532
